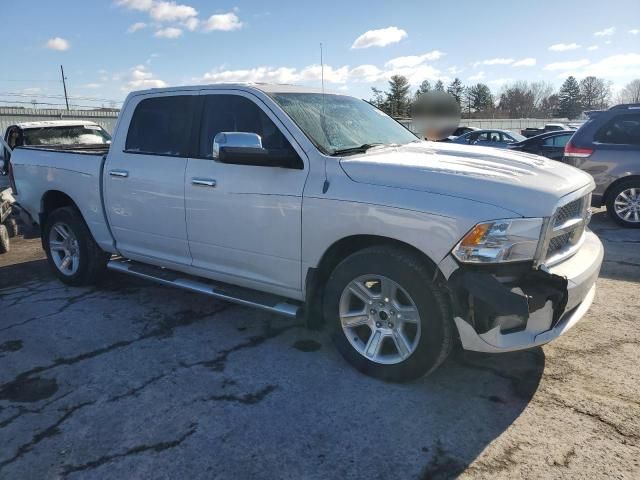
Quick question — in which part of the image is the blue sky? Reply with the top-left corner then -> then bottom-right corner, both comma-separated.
1,0 -> 639,108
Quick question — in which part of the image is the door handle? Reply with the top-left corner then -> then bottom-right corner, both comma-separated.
192,178 -> 217,187
109,169 -> 129,178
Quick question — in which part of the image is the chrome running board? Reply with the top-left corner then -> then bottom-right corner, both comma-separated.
107,258 -> 301,318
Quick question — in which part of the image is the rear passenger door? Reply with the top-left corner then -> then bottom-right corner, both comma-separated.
104,91 -> 198,268
184,90 -> 308,298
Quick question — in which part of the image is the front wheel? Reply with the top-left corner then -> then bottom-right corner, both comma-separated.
43,207 -> 110,286
323,246 -> 454,382
607,181 -> 640,228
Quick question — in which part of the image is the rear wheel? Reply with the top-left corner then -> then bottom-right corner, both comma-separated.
0,224 -> 9,254
4,217 -> 19,237
323,246 -> 453,382
43,207 -> 110,285
606,180 -> 640,228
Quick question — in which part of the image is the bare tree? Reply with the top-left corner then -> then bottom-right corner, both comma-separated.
530,81 -> 555,109
498,81 -> 536,117
579,76 -> 611,110
617,79 -> 640,104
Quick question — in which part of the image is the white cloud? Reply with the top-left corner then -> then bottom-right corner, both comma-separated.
543,59 -> 591,71
116,0 -> 153,11
204,12 -> 243,31
183,17 -> 199,31
351,26 -> 407,49
594,26 -> 616,37
200,66 -> 299,84
81,83 -> 103,89
587,45 -> 599,51
154,27 -> 183,39
348,64 -> 383,82
150,1 -> 197,22
488,78 -> 513,86
125,65 -> 167,90
384,50 -> 444,69
127,22 -> 147,33
45,37 -> 70,51
629,29 -> 640,35
512,58 -> 536,67
447,66 -> 463,75
581,53 -> 640,78
473,58 -> 514,67
548,42 -> 580,52
468,71 -> 485,81
197,59 -> 443,87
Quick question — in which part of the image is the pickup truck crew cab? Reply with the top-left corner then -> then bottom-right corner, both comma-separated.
9,84 -> 603,382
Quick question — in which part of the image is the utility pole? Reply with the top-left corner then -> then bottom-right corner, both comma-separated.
60,65 -> 69,111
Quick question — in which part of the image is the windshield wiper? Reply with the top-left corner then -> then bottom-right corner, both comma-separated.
331,143 -> 385,156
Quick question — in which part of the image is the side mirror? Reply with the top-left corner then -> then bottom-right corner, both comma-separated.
213,132 -> 300,168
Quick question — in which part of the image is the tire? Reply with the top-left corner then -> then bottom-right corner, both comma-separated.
606,180 -> 640,228
4,217 -> 18,237
323,246 -> 453,382
0,224 -> 9,254
43,207 -> 110,286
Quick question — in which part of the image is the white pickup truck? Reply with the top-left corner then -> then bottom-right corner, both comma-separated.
9,84 -> 603,381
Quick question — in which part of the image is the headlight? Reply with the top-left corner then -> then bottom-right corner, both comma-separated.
453,218 -> 543,264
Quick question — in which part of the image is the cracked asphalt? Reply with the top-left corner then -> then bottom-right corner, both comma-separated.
0,209 -> 638,479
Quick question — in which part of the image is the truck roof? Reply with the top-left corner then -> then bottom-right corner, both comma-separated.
13,120 -> 102,129
130,83 -> 334,97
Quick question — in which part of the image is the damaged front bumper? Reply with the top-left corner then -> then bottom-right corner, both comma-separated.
447,230 -> 603,353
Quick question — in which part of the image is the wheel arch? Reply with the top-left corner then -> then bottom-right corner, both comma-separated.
603,174 -> 640,205
40,190 -> 80,225
303,234 -> 443,328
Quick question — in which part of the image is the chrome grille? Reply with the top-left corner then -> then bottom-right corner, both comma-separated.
542,194 -> 590,265
547,232 -> 572,256
554,198 -> 583,227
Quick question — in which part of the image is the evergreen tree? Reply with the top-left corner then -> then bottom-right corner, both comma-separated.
386,75 -> 411,117
447,78 -> 465,105
369,87 -> 387,112
434,80 -> 445,91
415,80 -> 432,98
557,76 -> 583,119
468,83 -> 494,112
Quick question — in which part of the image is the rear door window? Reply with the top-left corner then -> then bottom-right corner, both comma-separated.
125,95 -> 195,156
543,134 -> 571,147
595,114 -> 640,145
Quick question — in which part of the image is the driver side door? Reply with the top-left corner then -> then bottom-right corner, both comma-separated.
185,91 -> 309,298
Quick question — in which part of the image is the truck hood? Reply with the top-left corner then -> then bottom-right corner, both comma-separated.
339,141 -> 594,217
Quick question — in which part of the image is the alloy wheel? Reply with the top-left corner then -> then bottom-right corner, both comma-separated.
339,274 -> 421,365
614,188 -> 640,223
49,222 -> 80,276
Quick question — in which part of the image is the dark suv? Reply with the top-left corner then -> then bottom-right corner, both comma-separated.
563,104 -> 640,227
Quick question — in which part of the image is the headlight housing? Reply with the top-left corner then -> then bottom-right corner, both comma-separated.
453,218 -> 543,264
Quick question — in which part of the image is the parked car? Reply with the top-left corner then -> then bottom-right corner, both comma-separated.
521,123 -> 573,138
2,120 -> 111,158
451,129 -> 526,148
507,131 -> 574,160
563,103 -> 640,227
439,126 -> 479,142
10,84 -> 602,382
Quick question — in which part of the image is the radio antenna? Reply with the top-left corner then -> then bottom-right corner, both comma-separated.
320,42 -> 325,95
320,42 -> 330,193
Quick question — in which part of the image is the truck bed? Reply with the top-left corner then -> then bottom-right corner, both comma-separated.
10,145 -> 114,250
